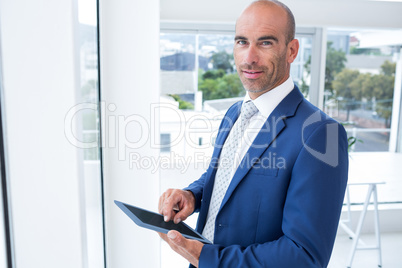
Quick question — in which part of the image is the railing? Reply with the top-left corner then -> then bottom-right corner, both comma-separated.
345,128 -> 390,151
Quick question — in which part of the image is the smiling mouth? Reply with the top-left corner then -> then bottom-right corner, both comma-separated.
244,70 -> 262,73
242,70 -> 263,79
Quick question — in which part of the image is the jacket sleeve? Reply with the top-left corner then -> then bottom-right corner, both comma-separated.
198,121 -> 349,268
184,171 -> 208,213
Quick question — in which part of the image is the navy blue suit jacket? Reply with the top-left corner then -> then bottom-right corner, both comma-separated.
185,86 -> 349,267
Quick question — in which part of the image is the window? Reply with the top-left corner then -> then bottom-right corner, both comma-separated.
0,34 -> 11,268
323,28 -> 400,152
324,28 -> 402,205
160,134 -> 171,153
78,0 -> 105,267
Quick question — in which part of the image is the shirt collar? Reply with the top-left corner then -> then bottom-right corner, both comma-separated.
243,76 -> 294,119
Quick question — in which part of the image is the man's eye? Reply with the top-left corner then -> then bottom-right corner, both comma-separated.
237,40 -> 247,45
262,41 -> 272,46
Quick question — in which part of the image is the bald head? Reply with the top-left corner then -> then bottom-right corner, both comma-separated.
240,0 -> 295,44
233,0 -> 299,98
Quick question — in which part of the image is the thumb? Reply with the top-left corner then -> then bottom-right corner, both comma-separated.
167,230 -> 184,245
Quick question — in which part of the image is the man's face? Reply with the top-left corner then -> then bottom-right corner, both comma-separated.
234,3 -> 298,99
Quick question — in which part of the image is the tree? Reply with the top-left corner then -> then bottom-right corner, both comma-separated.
349,73 -> 372,101
213,74 -> 244,99
198,72 -> 244,101
168,94 -> 194,110
333,60 -> 396,127
325,42 -> 347,92
332,69 -> 360,121
202,69 -> 225,80
304,41 -> 347,94
350,46 -> 381,56
211,51 -> 234,72
198,51 -> 242,101
198,78 -> 219,101
371,74 -> 394,128
381,60 -> 396,76
360,61 -> 396,127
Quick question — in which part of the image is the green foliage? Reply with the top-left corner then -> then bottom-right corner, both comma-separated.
198,51 -> 243,101
202,69 -> 225,80
332,60 -> 396,127
333,69 -> 360,99
211,51 -> 234,72
350,46 -> 381,56
198,78 -> 219,101
347,136 -> 364,152
218,73 -> 244,99
325,42 -> 347,92
198,71 -> 244,101
304,41 -> 347,93
349,73 -> 372,100
381,60 -> 396,76
168,94 -> 194,110
370,74 -> 394,127
332,69 -> 360,121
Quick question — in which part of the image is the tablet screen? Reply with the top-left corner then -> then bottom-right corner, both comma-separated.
122,202 -> 204,240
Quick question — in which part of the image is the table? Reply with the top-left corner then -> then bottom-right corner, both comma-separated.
340,182 -> 384,268
339,152 -> 402,268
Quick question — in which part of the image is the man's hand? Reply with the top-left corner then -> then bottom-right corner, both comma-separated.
158,189 -> 201,266
159,230 -> 203,268
158,189 -> 195,224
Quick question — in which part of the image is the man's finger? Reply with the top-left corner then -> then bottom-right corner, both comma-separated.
167,230 -> 184,246
163,194 -> 183,221
173,206 -> 192,224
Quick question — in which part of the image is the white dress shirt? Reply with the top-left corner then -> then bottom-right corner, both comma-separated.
230,76 -> 295,177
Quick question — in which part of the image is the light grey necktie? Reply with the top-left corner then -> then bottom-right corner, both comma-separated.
202,100 -> 259,242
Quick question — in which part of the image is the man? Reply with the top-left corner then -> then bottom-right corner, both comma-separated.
158,1 -> 348,267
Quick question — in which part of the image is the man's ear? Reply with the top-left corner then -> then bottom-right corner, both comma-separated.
287,39 -> 299,64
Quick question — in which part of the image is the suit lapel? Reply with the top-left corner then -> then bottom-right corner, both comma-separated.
219,87 -> 304,211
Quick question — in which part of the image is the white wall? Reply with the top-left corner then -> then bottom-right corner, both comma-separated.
0,0 -> 86,267
161,0 -> 402,29
99,0 -> 161,267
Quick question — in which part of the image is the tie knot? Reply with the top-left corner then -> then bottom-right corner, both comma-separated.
241,101 -> 258,120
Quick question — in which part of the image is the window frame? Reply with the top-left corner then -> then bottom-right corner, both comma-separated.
160,22 -> 326,109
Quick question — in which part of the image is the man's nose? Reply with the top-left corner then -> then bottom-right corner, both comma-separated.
244,45 -> 259,65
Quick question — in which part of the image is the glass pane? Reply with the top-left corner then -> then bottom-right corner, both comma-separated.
160,33 -> 196,99
160,133 -> 171,153
160,32 -> 237,268
323,29 -> 398,152
291,36 -> 312,98
197,34 -> 244,102
78,0 -> 105,267
323,28 -> 401,204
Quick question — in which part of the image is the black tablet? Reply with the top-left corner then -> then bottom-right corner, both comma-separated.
114,200 -> 211,244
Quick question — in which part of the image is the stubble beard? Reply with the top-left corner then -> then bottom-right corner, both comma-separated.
238,64 -> 275,94
237,52 -> 289,94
